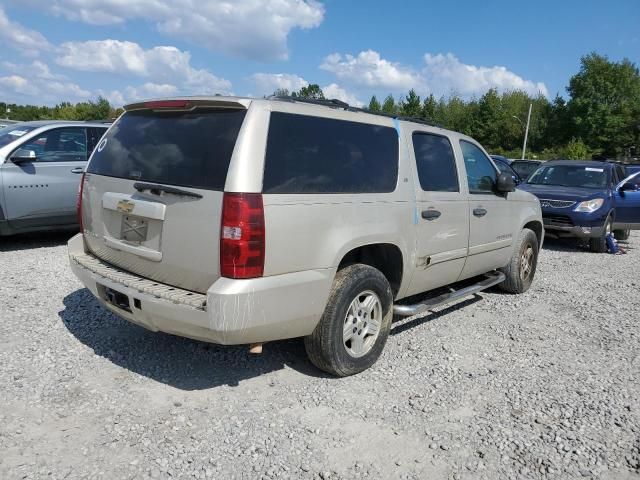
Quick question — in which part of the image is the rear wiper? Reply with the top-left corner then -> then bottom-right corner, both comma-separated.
133,182 -> 203,199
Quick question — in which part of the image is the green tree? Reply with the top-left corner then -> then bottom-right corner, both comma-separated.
293,84 -> 325,99
421,94 -> 437,121
472,88 -> 503,148
381,95 -> 397,114
545,95 -> 570,148
399,89 -> 421,117
561,138 -> 590,160
368,95 -> 381,112
567,52 -> 640,157
272,88 -> 290,97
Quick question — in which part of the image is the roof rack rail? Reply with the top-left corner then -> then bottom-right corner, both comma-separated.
270,95 -> 440,128
270,95 -> 350,109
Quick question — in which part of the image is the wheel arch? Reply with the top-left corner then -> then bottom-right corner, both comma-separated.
522,219 -> 543,251
337,243 -> 405,297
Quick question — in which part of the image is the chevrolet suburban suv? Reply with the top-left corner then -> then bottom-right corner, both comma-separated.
68,96 -> 543,376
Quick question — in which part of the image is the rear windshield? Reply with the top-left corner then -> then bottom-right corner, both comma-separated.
87,109 -> 246,190
527,165 -> 608,189
511,161 -> 539,179
0,125 -> 37,148
263,112 -> 398,194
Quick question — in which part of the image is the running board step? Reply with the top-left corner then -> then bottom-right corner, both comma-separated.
393,271 -> 506,317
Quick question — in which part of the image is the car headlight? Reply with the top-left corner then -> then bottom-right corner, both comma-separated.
574,198 -> 604,213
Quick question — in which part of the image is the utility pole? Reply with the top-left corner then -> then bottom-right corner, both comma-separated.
521,103 -> 532,160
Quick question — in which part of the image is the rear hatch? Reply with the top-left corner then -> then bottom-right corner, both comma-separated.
81,99 -> 248,293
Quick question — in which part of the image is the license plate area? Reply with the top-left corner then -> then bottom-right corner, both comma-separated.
120,215 -> 148,243
102,286 -> 132,312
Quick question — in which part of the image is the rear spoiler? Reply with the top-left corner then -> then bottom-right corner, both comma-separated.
124,97 -> 251,112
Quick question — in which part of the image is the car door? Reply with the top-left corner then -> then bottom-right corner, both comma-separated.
613,172 -> 640,229
2,127 -> 88,227
405,130 -> 469,296
458,139 -> 515,280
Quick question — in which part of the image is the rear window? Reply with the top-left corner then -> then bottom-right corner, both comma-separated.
412,132 -> 459,192
87,109 -> 246,191
263,112 -> 398,194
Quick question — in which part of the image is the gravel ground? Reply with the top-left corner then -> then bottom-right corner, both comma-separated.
1,232 -> 639,480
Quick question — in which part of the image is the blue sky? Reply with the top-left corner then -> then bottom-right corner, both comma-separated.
1,0 -> 639,107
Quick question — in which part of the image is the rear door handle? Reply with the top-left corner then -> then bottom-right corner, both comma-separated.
473,208 -> 488,217
421,209 -> 441,221
71,167 -> 84,174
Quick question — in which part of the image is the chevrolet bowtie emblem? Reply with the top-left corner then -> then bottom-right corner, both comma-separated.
116,199 -> 135,214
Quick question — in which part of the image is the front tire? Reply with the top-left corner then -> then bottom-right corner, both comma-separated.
589,216 -> 612,253
304,264 -> 393,377
499,228 -> 539,294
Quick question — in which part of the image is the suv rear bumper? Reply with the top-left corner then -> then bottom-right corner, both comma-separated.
68,234 -> 333,345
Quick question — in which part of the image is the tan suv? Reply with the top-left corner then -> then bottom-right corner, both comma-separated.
68,96 -> 543,376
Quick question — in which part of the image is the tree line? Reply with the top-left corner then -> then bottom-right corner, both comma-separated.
0,98 -> 121,124
2,53 -> 639,160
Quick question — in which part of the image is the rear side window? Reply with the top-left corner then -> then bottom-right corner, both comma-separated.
263,112 -> 398,194
460,140 -> 497,194
412,132 -> 459,192
87,109 -> 246,191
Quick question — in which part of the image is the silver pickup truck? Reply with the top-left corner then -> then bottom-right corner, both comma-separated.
68,96 -> 543,376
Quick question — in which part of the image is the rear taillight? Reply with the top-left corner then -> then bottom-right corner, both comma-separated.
77,173 -> 86,233
220,193 -> 265,279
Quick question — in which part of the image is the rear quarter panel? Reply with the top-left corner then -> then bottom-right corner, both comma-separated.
232,101 -> 417,299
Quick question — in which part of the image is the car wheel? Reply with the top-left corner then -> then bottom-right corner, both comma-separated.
613,229 -> 630,241
499,228 -> 539,294
304,264 -> 393,377
589,216 -> 612,253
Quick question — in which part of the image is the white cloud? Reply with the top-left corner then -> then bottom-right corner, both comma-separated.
0,75 -> 36,95
0,7 -> 52,57
320,50 -> 548,99
321,50 -> 420,90
322,83 -> 363,107
57,40 -> 232,95
18,0 -> 325,61
0,62 -> 91,104
251,73 -> 308,95
423,53 -> 548,97
99,83 -> 180,107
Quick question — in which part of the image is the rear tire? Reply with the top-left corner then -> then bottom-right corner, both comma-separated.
589,216 -> 612,253
304,264 -> 393,377
614,229 -> 630,241
499,228 -> 539,294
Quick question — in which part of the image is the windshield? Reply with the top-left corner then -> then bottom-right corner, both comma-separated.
0,125 -> 37,148
511,162 -> 539,179
527,165 -> 608,189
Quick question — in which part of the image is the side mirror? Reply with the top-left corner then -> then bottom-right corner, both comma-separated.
10,149 -> 37,163
496,171 -> 516,193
